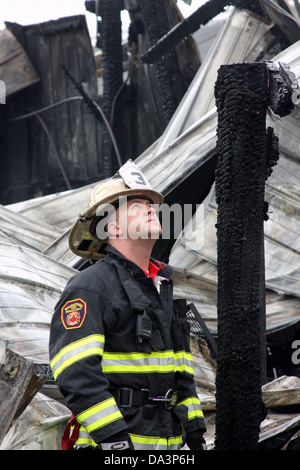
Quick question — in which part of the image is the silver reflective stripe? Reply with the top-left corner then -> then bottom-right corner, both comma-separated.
74,431 -> 183,450
50,334 -> 104,380
77,397 -> 123,434
75,428 -> 99,448
102,350 -> 176,374
102,350 -> 194,375
178,396 -> 204,420
130,434 -> 183,450
174,351 -> 194,375
78,428 -> 91,440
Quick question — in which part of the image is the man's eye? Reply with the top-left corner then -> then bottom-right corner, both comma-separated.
129,203 -> 143,213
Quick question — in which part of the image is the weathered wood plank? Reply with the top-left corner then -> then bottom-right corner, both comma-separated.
0,28 -> 39,97
0,343 -> 46,443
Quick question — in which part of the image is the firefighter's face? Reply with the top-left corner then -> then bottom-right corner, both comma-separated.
108,197 -> 162,240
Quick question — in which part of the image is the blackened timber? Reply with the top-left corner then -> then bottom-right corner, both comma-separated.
126,0 -> 200,156
142,0 -> 265,64
100,0 -> 124,176
85,0 -> 126,16
140,0 -> 188,124
214,63 -> 273,450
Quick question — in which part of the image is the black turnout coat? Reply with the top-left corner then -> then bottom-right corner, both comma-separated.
49,245 -> 205,450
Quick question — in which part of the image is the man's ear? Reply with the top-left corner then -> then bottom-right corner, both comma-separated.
106,211 -> 122,238
106,220 -> 118,237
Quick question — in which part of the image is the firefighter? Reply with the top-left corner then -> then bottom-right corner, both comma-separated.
49,160 -> 206,450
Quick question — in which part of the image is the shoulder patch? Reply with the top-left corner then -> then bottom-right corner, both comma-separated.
61,299 -> 87,329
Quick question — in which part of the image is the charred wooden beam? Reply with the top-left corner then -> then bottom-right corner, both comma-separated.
213,62 -> 285,450
98,0 -> 125,176
85,0 -> 126,15
142,0 -> 265,64
214,59 -> 297,449
85,0 -> 125,176
138,0 -> 190,125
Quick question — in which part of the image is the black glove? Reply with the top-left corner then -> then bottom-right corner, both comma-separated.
100,431 -> 134,450
186,430 -> 207,450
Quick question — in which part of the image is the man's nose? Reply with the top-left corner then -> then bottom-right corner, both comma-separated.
147,203 -> 156,214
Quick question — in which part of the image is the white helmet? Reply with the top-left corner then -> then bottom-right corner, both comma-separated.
69,160 -> 163,260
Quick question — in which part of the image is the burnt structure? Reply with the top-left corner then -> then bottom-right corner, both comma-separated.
214,61 -> 295,449
0,16 -> 102,203
96,0 -> 124,176
0,1 -> 200,205
142,0 -> 264,64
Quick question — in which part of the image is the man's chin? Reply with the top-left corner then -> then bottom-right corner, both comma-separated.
140,230 -> 162,241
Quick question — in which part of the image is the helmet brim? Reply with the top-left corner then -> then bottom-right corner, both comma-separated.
69,186 -> 163,260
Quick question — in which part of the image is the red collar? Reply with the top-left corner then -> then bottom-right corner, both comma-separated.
142,261 -> 160,283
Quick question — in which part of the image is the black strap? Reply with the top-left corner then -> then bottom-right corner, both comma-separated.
114,388 -> 150,408
113,387 -> 178,409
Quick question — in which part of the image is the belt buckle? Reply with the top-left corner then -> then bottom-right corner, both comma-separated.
164,388 -> 177,410
118,387 -> 133,408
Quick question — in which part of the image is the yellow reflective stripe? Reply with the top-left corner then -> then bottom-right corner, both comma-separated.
174,351 -> 194,375
102,350 -> 176,374
102,349 -> 194,375
130,434 -> 182,450
75,438 -> 98,448
77,397 -> 123,434
73,431 -> 183,450
103,364 -> 175,373
74,427 -> 99,448
50,334 -> 104,380
178,396 -> 204,420
103,350 -> 175,361
131,434 -> 182,445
